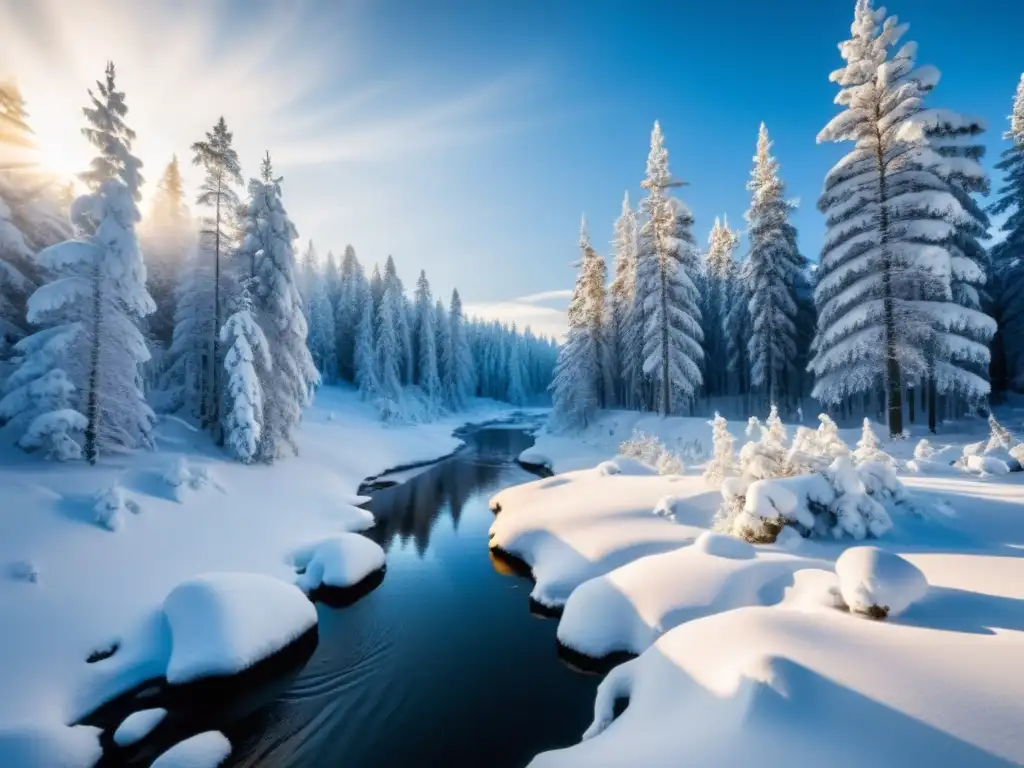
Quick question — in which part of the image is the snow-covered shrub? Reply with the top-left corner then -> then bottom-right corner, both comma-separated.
653,496 -> 679,522
914,439 -> 936,460
703,412 -> 734,486
9,559 -> 39,583
985,414 -> 1015,453
94,486 -> 127,532
835,546 -> 928,619
852,418 -> 891,465
677,438 -> 705,465
163,457 -> 190,488
815,414 -> 849,459
618,430 -> 685,475
17,408 -> 87,461
956,415 -> 1022,475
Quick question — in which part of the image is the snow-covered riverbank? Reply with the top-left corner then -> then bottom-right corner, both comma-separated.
0,385 -> 521,766
493,408 -> 1024,766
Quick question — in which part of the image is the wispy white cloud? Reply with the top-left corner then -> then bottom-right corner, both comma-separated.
465,289 -> 570,340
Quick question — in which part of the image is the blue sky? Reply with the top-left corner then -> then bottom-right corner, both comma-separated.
1,0 -> 1022,338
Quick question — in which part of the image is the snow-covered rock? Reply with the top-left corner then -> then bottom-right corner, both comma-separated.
294,534 -> 385,592
151,731 -> 231,768
94,486 -> 127,532
112,708 -> 167,747
489,470 -> 715,609
518,447 -> 551,469
556,542 -> 822,659
835,547 -> 928,618
0,724 -> 101,768
594,456 -> 658,477
162,573 -> 317,684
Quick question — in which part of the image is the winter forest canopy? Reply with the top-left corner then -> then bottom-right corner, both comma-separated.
553,0 -> 1024,438
0,64 -> 556,465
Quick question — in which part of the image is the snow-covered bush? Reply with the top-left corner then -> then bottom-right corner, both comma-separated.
702,412 -> 734,486
852,418 -> 892,465
914,439 -> 936,460
16,408 -> 87,461
835,546 -> 928,619
985,414 -> 1015,453
94,486 -> 127,532
618,430 -> 685,475
815,414 -> 849,459
957,415 -> 1022,475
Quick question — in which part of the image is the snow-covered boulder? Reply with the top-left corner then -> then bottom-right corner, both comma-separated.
557,542 -> 821,659
113,708 -> 167,747
162,573 -> 317,685
965,454 -> 1010,476
595,456 -> 658,477
93,486 -> 127,532
294,534 -> 385,592
518,447 -> 551,470
835,547 -> 928,619
151,731 -> 231,768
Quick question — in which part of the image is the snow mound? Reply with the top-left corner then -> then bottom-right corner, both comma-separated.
113,707 -> 167,747
489,470 -> 712,608
151,731 -> 231,768
965,454 -> 1010,476
94,486 -> 128,532
162,459 -> 220,500
294,534 -> 386,592
595,456 -> 658,476
518,447 -> 551,469
557,543 -> 822,659
835,547 -> 928,618
163,573 -> 317,684
0,723 -> 101,768
693,531 -> 755,559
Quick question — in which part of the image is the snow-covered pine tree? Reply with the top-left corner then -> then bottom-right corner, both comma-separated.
701,216 -> 739,400
2,180 -> 155,461
220,283 -> 270,463
745,123 -> 805,410
413,270 -> 442,406
434,297 -> 450,394
811,0 -> 982,436
607,192 -> 638,408
335,245 -> 366,383
324,249 -> 341,307
369,263 -> 384,319
703,412 -> 734,485
442,289 -> 474,411
637,121 -> 703,416
191,117 -> 242,432
354,297 -> 378,400
917,107 -> 994,426
724,249 -> 752,404
383,256 -> 413,385
577,216 -> 611,406
506,324 -> 528,406
79,62 -> 143,202
990,74 -> 1024,393
244,154 -> 318,460
307,272 -> 338,384
375,280 -> 403,411
550,248 -> 599,429
141,156 -> 191,350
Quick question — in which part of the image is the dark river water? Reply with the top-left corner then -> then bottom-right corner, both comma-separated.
219,424 -> 598,767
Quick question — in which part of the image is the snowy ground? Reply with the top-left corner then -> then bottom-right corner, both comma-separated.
494,406 -> 1024,766
0,384 -> 517,765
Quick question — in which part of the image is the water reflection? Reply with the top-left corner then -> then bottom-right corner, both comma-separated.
222,426 -> 599,768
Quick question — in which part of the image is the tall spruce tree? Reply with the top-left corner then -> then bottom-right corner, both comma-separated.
607,191 -> 639,408
637,121 -> 703,416
414,270 -> 442,406
744,123 -> 805,408
142,156 -> 191,350
703,215 -> 740,400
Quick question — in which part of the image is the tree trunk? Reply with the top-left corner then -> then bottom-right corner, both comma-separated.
659,250 -> 671,418
928,374 -> 937,433
874,118 -> 902,438
908,386 -> 915,424
84,264 -> 103,465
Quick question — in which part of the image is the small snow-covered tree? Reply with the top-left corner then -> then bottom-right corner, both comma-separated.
413,271 -> 442,407
745,123 -> 805,407
853,417 -> 892,465
703,412 -> 735,485
637,122 -> 703,416
354,298 -> 378,400
550,242 -> 600,429
985,413 -> 1015,453
307,273 -> 337,384
220,285 -> 270,463
576,217 -> 610,406
375,280 -> 403,409
443,289 -> 474,410
607,191 -> 639,408
990,74 -> 1024,391
243,155 -> 317,460
142,156 -> 191,350
816,413 -> 849,458
702,216 -> 740,399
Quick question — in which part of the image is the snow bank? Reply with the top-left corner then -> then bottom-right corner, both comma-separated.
112,707 -> 167,747
151,731 -> 231,768
163,573 -> 317,684
0,724 -> 101,768
533,602 -> 1024,766
556,539 -> 823,659
489,470 -> 716,608
294,534 -> 386,592
835,546 -> 928,618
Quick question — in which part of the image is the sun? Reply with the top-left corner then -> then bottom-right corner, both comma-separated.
17,79 -> 93,187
